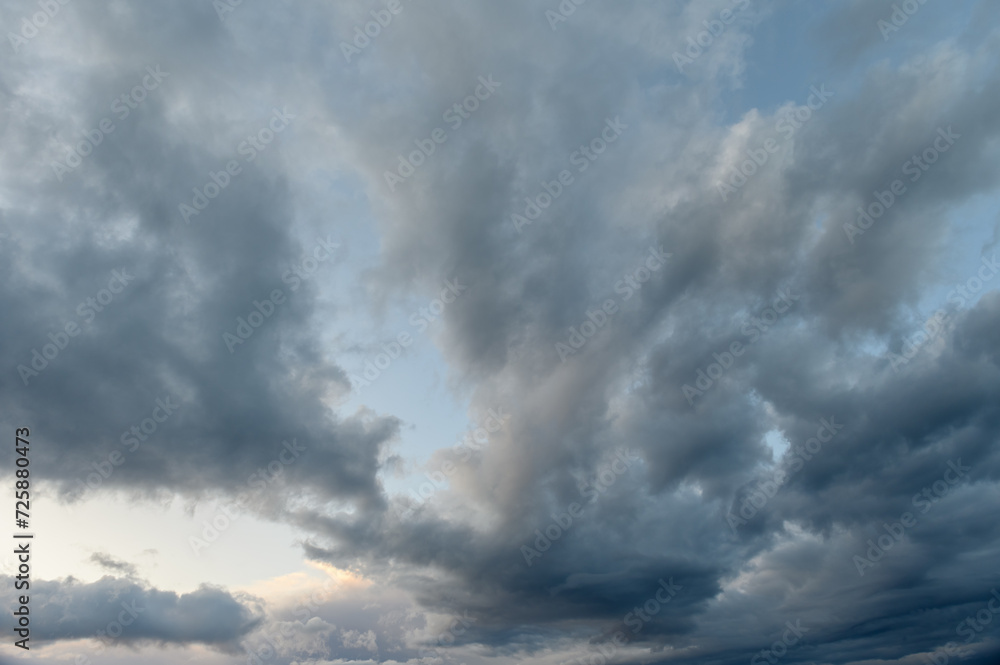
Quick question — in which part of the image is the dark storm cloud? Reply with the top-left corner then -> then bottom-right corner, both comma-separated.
2,1 -> 1000,664
275,1 -> 1000,664
0,0 -> 399,511
2,574 -> 262,648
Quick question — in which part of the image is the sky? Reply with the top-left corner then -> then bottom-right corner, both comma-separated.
2,1 -> 1000,664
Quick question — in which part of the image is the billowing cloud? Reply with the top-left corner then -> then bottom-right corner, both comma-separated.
2,575 -> 262,649
1,1 -> 999,664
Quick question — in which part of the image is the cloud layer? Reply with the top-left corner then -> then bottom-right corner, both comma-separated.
2,1 -> 1000,664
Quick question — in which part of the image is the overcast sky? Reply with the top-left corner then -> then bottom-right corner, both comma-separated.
2,1 -> 1000,664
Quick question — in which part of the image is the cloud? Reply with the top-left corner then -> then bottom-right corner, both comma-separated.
275,1 -> 1000,662
1,575 -> 262,649
89,552 -> 138,577
1,1 -> 999,664
0,0 -> 400,515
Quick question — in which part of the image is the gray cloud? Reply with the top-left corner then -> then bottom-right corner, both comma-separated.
2,1 -> 1000,664
2,575 -> 262,649
89,552 -> 138,577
